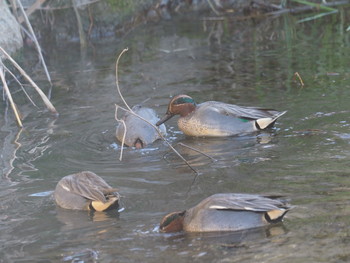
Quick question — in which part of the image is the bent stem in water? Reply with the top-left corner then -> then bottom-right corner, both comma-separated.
114,105 -> 127,161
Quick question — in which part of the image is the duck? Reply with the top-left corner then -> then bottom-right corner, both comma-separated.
160,193 -> 291,232
54,171 -> 120,212
156,95 -> 286,137
116,105 -> 167,149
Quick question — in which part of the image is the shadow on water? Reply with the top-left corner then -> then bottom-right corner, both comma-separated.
1,5 -> 350,262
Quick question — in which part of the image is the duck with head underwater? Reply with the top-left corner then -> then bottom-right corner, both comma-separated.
160,193 -> 292,233
116,105 -> 167,149
54,171 -> 120,212
156,95 -> 286,137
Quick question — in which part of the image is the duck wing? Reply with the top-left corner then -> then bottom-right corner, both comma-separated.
204,193 -> 290,212
60,171 -> 118,203
204,101 -> 285,120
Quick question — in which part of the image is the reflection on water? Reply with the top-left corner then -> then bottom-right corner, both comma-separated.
1,9 -> 350,263
55,208 -> 121,230
62,248 -> 99,263
163,224 -> 288,247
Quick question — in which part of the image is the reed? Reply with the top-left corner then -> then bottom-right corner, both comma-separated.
0,47 -> 57,114
15,0 -> 52,85
0,60 -> 23,127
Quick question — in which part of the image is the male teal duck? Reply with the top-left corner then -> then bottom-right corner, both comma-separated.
54,171 -> 120,212
160,193 -> 291,232
156,95 -> 286,137
116,105 -> 167,149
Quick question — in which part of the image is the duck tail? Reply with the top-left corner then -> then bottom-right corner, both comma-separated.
264,208 -> 289,223
255,111 -> 287,130
90,196 -> 119,212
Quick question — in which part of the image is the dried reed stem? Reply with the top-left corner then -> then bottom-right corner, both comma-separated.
73,0 -> 87,49
114,105 -> 127,161
206,0 -> 221,16
293,72 -> 305,87
1,63 -> 38,108
0,62 -> 23,127
0,46 -> 58,114
16,0 -> 52,85
17,0 -> 47,24
115,48 -> 132,111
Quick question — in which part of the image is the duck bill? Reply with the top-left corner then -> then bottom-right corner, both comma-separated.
156,113 -> 174,126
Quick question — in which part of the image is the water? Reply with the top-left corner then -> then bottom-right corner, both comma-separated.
1,11 -> 350,262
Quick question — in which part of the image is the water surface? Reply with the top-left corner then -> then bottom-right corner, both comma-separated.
1,11 -> 350,262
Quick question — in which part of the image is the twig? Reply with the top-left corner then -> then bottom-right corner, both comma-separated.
17,0 -> 47,24
115,48 -> 132,111
0,46 -> 58,114
114,105 -> 127,161
1,63 -> 38,108
0,62 -> 23,127
293,72 -> 305,87
73,0 -> 88,49
206,0 -> 221,16
17,0 -> 52,85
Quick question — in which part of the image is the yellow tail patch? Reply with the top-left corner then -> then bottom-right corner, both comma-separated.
256,117 -> 274,130
267,209 -> 286,220
91,196 -> 118,212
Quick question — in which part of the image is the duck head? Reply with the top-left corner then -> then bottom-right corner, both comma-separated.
156,95 -> 196,126
159,210 -> 186,232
